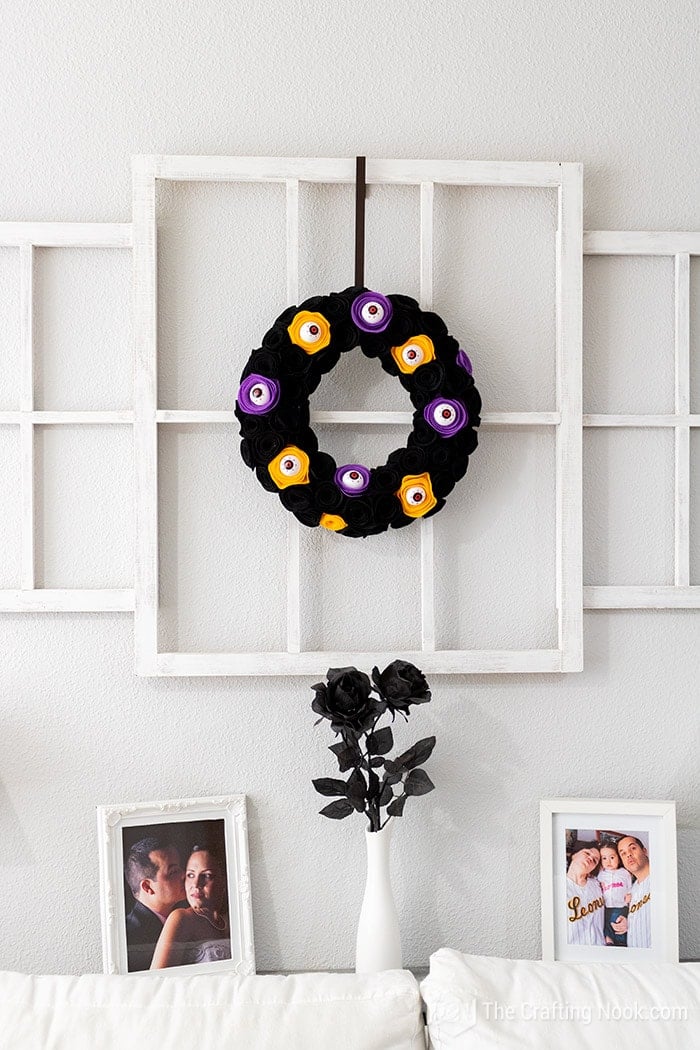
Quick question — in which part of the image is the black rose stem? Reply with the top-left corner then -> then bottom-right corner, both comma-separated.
311,662 -> 435,832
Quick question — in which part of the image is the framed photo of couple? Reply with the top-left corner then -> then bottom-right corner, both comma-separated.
540,799 -> 678,964
97,795 -> 255,975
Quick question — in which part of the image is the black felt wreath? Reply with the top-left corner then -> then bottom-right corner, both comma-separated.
235,287 -> 481,538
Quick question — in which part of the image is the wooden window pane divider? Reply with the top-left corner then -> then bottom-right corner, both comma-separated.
133,156 -> 583,675
0,224 -> 134,613
582,235 -> 699,608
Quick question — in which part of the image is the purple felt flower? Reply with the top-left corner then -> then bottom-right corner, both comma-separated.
334,464 -> 370,496
423,398 -> 468,438
351,291 -> 393,333
237,374 -> 281,415
456,349 -> 473,375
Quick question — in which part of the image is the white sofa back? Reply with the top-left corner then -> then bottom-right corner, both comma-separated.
421,949 -> 700,1050
0,968 -> 426,1050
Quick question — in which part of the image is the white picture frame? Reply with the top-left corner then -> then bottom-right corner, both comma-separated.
97,794 -> 255,975
540,798 -> 678,963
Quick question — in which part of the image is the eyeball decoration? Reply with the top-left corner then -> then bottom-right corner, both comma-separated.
351,291 -> 393,333
391,335 -> 435,374
237,374 -> 280,415
424,397 -> 468,438
236,286 -> 481,538
268,446 -> 310,489
288,310 -> 331,353
335,464 -> 370,496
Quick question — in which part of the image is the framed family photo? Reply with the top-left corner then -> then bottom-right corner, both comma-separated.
540,799 -> 678,963
97,795 -> 255,976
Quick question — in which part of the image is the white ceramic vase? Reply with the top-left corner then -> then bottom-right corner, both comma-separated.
355,820 -> 403,972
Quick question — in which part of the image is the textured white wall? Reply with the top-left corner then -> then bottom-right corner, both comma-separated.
1,0 -> 699,972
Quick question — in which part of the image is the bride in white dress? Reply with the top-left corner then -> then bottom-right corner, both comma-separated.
151,845 -> 231,968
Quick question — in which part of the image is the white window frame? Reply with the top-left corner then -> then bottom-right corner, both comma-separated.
582,231 -> 700,609
0,222 -> 134,612
133,155 -> 583,676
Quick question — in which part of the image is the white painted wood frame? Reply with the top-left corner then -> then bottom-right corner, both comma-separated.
133,156 -> 583,676
540,798 -> 678,963
582,231 -> 700,609
0,222 -> 134,612
97,794 -> 255,975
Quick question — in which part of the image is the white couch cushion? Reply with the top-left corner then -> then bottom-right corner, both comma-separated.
0,968 -> 426,1050
421,949 -> 700,1050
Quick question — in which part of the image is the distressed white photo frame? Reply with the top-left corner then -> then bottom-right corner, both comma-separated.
0,221 -> 134,612
133,156 -> 583,675
97,794 -> 255,976
582,231 -> 700,609
540,798 -> 678,964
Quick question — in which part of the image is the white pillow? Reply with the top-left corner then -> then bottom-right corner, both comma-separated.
0,968 -> 426,1050
421,949 -> 700,1050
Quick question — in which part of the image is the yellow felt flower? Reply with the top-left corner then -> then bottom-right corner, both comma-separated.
319,513 -> 347,532
268,446 -> 310,489
390,334 -> 435,374
287,310 -> 331,354
396,472 -> 437,518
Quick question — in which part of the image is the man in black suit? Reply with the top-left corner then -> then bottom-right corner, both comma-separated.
124,836 -> 185,971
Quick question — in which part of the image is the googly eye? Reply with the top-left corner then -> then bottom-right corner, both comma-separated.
405,484 -> 427,506
300,320 -> 323,344
402,343 -> 424,367
280,454 -> 302,478
360,300 -> 386,326
343,469 -> 365,489
249,382 -> 273,407
432,402 -> 457,426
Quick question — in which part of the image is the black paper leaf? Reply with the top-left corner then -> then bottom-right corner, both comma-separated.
367,726 -> 394,755
379,781 -> 394,807
346,768 -> 366,812
392,736 -> 436,772
312,778 -> 347,797
386,795 -> 407,817
404,768 -> 435,796
319,799 -> 354,820
370,756 -> 385,768
329,741 -> 359,772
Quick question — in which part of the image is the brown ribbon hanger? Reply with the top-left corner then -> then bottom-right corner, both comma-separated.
354,155 -> 366,287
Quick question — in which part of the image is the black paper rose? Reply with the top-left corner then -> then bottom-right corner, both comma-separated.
372,660 -> 432,714
311,661 -> 436,832
236,287 -> 481,538
311,667 -> 383,738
